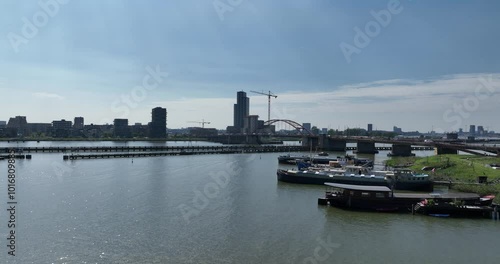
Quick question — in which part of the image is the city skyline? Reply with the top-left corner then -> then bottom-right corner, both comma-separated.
1,1 -> 500,131
0,105 -> 495,135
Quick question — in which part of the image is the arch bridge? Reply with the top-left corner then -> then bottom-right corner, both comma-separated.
264,119 -> 314,136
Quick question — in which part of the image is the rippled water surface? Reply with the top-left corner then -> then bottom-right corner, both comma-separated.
0,142 -> 499,263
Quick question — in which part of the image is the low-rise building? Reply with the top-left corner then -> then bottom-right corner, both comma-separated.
52,119 -> 72,138
27,123 -> 52,137
113,119 -> 130,138
188,127 -> 218,137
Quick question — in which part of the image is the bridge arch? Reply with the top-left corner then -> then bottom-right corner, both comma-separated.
263,119 -> 314,136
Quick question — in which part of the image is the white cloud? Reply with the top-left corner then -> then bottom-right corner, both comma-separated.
4,73 -> 499,132
151,73 -> 500,131
32,92 -> 65,100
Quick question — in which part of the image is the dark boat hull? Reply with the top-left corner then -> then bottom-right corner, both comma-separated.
277,170 -> 433,192
325,194 -> 418,212
277,170 -> 332,185
277,169 -> 387,185
392,181 -> 434,192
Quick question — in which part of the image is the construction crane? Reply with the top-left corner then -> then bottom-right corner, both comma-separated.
187,119 -> 211,128
250,90 -> 277,121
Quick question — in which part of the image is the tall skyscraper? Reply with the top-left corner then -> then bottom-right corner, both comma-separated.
150,107 -> 167,138
367,124 -> 373,132
233,91 -> 249,132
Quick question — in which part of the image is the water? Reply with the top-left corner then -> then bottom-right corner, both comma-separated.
0,140 -> 223,148
0,142 -> 499,263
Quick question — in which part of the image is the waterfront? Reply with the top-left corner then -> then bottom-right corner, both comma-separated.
0,142 -> 499,263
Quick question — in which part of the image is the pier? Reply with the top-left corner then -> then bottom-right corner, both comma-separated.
0,154 -> 31,160
3,145 -> 306,154
1,145 -> 435,154
63,150 -> 244,160
60,145 -> 310,160
0,145 -> 438,161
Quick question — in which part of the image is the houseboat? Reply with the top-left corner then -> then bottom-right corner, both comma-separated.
318,183 -> 422,212
277,166 -> 433,191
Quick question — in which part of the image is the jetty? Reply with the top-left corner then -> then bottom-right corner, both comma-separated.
63,150 -> 245,160
1,145 -> 306,154
0,154 -> 32,160
0,145 -> 436,154
59,145 -> 309,160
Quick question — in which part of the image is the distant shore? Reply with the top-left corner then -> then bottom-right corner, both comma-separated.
0,138 -> 209,142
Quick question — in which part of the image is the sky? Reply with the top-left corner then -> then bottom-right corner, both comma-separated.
1,0 -> 500,132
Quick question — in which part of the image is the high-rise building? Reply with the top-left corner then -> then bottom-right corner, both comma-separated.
233,91 -> 249,132
74,117 -> 84,130
0,121 -> 6,128
393,126 -> 402,134
302,123 -> 312,133
150,107 -> 167,138
477,126 -> 484,135
367,124 -> 373,132
113,119 -> 130,138
469,125 -> 476,135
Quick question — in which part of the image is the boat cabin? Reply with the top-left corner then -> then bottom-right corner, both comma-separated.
343,166 -> 387,178
325,182 -> 393,199
393,169 -> 430,181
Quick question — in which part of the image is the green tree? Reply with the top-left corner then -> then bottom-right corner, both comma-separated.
311,126 -> 320,135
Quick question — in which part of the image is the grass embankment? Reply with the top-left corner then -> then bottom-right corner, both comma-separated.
386,155 -> 500,203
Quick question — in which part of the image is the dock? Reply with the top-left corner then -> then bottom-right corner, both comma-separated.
63,150 -> 245,160
0,145 -> 435,154
393,192 -> 480,200
2,145 -> 306,154
61,145 -> 306,160
0,154 -> 32,160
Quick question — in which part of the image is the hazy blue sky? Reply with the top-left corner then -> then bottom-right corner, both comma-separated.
1,0 -> 499,132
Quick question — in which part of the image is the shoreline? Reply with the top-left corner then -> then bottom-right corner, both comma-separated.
0,138 -> 209,142
386,154 -> 500,202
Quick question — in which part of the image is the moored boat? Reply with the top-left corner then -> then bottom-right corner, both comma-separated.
414,195 -> 495,218
390,169 -> 434,192
278,154 -> 372,166
318,183 -> 487,215
318,183 -> 421,212
277,166 -> 433,191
